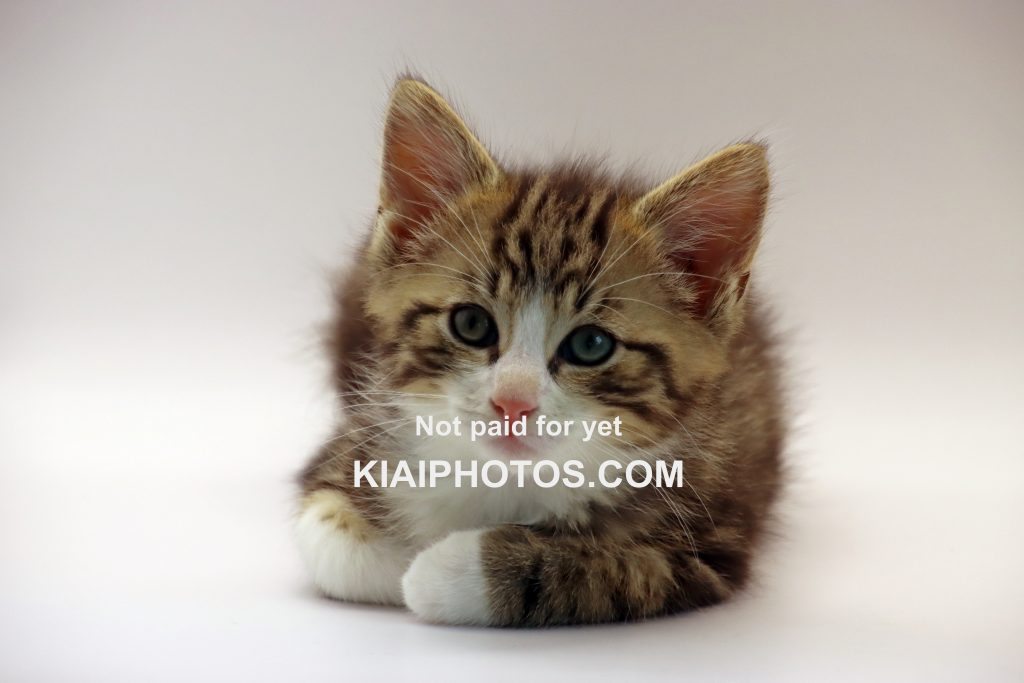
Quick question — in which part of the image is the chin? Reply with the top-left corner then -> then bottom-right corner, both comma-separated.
485,436 -> 540,458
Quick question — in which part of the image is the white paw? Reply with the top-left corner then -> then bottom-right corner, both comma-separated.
294,492 -> 411,605
401,529 -> 493,625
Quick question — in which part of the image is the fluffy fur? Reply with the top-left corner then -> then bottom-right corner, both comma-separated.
295,78 -> 785,626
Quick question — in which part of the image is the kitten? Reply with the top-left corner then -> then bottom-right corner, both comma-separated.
295,78 -> 785,626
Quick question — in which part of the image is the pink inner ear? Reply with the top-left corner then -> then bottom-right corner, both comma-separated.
665,184 -> 763,318
383,126 -> 457,245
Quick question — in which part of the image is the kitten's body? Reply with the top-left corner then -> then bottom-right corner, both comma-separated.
296,80 -> 785,626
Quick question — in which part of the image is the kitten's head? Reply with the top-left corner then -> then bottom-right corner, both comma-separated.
361,79 -> 768,461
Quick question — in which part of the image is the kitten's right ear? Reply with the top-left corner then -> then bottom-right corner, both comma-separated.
375,79 -> 500,254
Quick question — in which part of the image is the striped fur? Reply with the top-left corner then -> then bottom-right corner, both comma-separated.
296,78 -> 785,627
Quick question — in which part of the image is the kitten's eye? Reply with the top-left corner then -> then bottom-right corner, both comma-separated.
560,325 -> 616,366
450,304 -> 498,347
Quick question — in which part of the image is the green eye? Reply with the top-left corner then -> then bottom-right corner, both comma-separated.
560,325 -> 616,366
450,305 -> 498,347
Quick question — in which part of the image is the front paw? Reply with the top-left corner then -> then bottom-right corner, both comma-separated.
294,490 -> 410,605
401,529 -> 494,625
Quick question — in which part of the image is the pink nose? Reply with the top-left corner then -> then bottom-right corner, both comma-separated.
490,395 -> 537,421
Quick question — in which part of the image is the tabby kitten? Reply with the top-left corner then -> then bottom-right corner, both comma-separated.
295,78 -> 785,626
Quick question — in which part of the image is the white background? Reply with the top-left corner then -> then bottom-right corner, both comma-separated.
2,1 -> 1022,681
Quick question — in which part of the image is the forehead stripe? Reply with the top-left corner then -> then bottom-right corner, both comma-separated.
588,192 -> 615,248
399,302 -> 443,333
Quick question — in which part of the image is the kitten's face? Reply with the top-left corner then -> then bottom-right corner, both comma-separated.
366,182 -> 729,464
360,80 -> 767,465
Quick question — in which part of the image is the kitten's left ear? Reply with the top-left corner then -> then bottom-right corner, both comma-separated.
376,79 -> 500,252
633,143 -> 769,334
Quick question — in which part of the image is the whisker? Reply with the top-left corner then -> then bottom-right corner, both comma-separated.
381,160 -> 490,272
378,259 -> 486,288
587,224 -> 649,290
332,390 -> 446,399
316,418 -> 416,470
602,296 -> 691,324
319,416 -> 414,447
398,196 -> 491,274
595,270 -> 729,295
384,206 -> 489,279
465,198 -> 494,270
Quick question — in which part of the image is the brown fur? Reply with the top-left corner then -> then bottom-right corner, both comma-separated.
298,78 -> 785,626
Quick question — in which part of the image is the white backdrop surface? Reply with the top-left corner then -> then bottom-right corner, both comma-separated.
2,1 -> 1022,681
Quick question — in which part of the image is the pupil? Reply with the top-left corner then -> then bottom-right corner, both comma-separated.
458,308 -> 488,341
579,331 -> 601,356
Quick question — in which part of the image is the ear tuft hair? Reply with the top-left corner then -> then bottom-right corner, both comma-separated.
376,79 -> 500,253
633,143 -> 769,333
